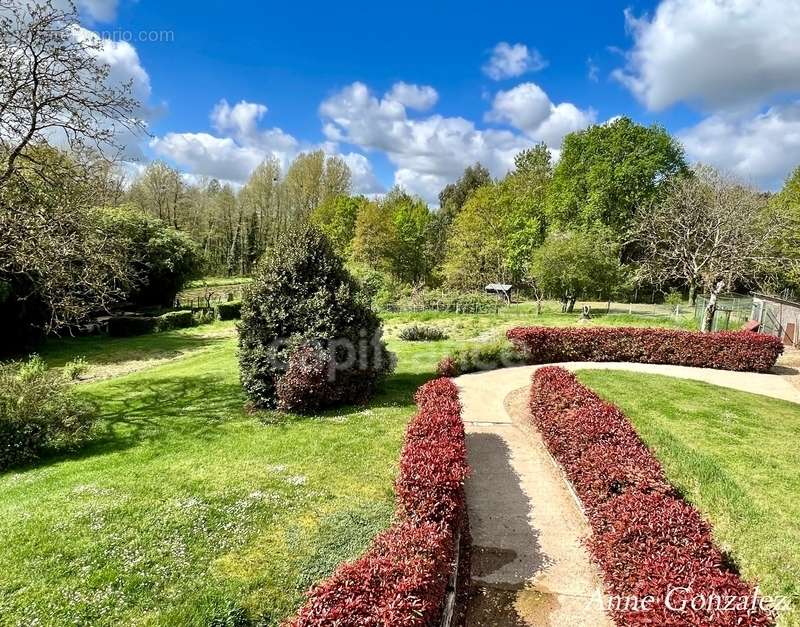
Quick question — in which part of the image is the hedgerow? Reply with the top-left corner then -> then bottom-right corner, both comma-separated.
507,326 -> 783,372
287,378 -> 469,625
436,339 -> 523,377
528,366 -> 774,625
214,300 -> 241,321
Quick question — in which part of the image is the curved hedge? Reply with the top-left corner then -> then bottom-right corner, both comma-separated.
287,378 -> 469,626
507,326 -> 783,373
529,367 -> 774,626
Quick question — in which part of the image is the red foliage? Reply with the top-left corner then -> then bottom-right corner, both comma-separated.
286,378 -> 469,626
507,326 -> 783,373
277,343 -> 383,413
529,366 -> 774,625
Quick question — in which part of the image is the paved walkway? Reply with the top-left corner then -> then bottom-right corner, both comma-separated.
455,363 -> 800,626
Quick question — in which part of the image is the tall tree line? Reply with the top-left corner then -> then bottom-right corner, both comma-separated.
127,150 -> 351,275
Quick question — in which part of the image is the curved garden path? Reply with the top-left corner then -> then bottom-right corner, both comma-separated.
454,362 -> 800,626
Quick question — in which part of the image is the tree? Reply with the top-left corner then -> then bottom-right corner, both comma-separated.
443,184 -> 511,290
0,147 -> 134,348
101,206 -> 202,307
351,188 -> 432,284
442,171 -> 548,290
529,230 -> 622,312
766,166 -> 800,291
310,195 -> 364,257
438,162 -> 492,218
284,150 -> 351,222
548,117 -> 688,237
238,225 -> 393,409
128,162 -> 185,228
634,166 -> 787,331
0,0 -> 144,188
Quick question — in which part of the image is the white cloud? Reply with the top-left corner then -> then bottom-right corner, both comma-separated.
66,26 -> 153,159
78,0 -> 119,22
340,152 -> 385,194
151,98 -> 381,194
385,82 -> 438,111
320,81 -> 535,202
486,82 -> 596,146
211,100 -> 268,137
483,42 -> 547,80
679,102 -> 800,190
150,132 -> 267,182
613,0 -> 800,111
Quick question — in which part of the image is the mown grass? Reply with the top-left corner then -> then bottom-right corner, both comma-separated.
0,305 -> 692,626
576,370 -> 800,626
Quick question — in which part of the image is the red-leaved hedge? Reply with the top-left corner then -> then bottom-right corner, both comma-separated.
529,366 -> 774,626
507,326 -> 783,373
286,377 -> 469,626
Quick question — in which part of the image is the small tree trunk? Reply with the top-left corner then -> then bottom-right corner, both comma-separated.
566,296 -> 576,313
701,280 -> 725,332
689,282 -> 697,306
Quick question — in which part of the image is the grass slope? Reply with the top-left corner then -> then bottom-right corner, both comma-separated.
576,370 -> 800,626
0,306 -> 690,626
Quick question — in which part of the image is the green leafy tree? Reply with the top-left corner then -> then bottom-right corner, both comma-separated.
548,117 -> 688,237
529,230 -> 622,312
238,225 -> 393,409
310,195 -> 364,257
352,188 -> 432,284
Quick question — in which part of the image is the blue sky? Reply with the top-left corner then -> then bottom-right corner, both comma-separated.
77,0 -> 800,202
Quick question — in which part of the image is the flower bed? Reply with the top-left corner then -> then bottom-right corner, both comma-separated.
287,378 -> 469,626
529,366 -> 773,625
507,326 -> 783,373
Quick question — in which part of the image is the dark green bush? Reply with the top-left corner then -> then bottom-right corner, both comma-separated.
101,206 -> 203,308
215,301 -> 242,321
398,324 -> 449,341
107,315 -> 157,337
156,310 -> 194,331
0,356 -> 96,470
239,225 -> 394,410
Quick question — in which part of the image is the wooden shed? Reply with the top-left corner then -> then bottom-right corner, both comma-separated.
750,292 -> 800,346
485,283 -> 512,304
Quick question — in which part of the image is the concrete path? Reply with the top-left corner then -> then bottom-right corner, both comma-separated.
455,362 -> 800,626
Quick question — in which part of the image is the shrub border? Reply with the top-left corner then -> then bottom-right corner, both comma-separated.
507,326 -> 783,373
528,366 -> 774,625
286,377 -> 470,626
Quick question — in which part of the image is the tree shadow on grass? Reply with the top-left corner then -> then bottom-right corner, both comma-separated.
2,374 -> 247,476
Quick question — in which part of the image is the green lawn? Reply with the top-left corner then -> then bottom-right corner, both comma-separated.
576,371 -> 800,626
0,306 -> 691,626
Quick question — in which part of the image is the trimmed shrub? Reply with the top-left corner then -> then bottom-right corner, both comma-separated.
107,315 -> 157,337
0,356 -> 96,470
155,310 -> 194,331
215,300 -> 242,321
398,324 -> 449,341
507,326 -> 783,372
288,378 -> 469,625
238,225 -> 394,410
529,367 -> 774,626
436,339 -> 523,377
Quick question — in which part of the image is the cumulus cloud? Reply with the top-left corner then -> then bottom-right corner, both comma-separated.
483,42 -> 547,80
385,82 -> 438,111
486,82 -> 596,146
613,0 -> 800,111
78,0 -> 119,22
320,81 -> 534,202
151,98 -> 380,194
66,26 -> 153,160
679,102 -> 800,190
